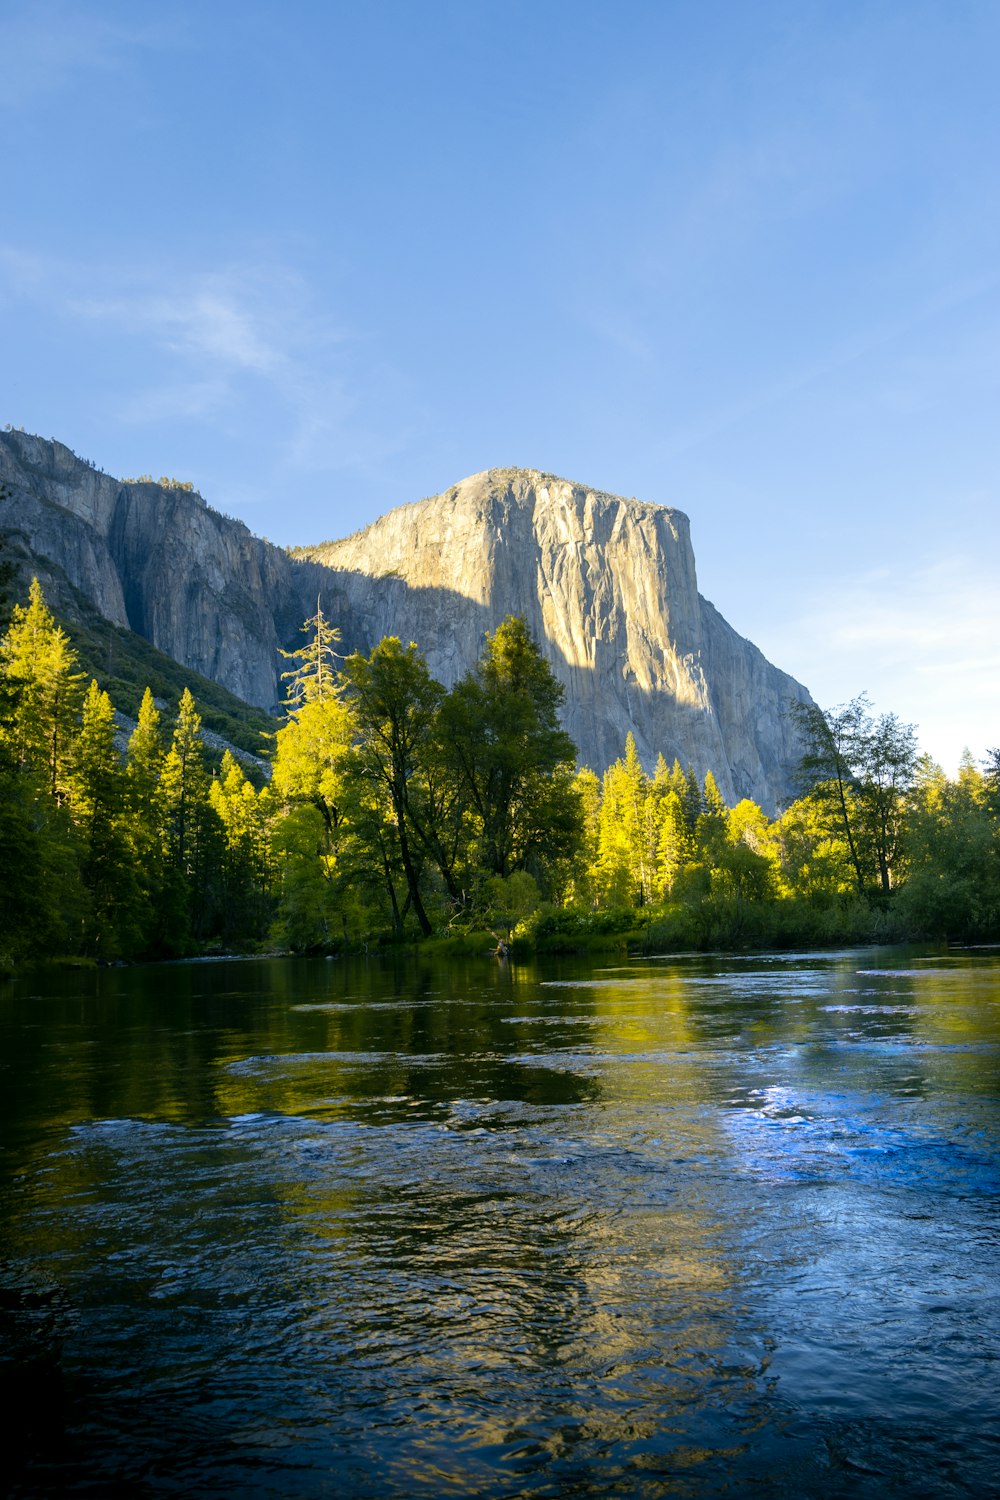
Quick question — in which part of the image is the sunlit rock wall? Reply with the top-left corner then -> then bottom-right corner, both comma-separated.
1,434 -> 810,809
302,470 -> 812,808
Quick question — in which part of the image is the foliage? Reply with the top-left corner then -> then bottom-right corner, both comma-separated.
1,581 -> 995,965
437,616 -> 582,891
279,599 -> 342,708
61,601 -> 275,756
792,693 -> 918,894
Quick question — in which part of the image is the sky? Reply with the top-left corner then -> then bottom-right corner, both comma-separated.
2,0 -> 998,773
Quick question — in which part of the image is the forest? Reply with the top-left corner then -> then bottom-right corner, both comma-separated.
1,576 -> 998,968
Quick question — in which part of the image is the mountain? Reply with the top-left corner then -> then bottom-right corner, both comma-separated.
0,430 -> 811,810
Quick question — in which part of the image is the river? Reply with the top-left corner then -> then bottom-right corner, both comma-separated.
1,947 -> 997,1497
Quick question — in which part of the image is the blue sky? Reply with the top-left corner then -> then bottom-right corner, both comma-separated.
3,0 -> 998,772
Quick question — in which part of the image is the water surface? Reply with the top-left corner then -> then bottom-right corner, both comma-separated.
1,948 -> 998,1496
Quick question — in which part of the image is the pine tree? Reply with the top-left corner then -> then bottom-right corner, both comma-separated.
279,599 -> 342,708
71,680 -> 143,956
126,688 -> 164,816
655,788 -> 693,899
0,580 -> 87,958
210,751 -> 275,938
0,577 -> 84,799
157,689 -> 219,944
72,680 -> 119,830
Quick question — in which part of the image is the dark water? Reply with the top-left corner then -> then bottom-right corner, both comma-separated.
1,948 -> 998,1498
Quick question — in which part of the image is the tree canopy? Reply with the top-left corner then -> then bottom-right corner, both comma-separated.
0,581 -> 996,965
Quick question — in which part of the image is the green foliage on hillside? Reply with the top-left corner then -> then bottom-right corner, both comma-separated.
60,607 -> 275,756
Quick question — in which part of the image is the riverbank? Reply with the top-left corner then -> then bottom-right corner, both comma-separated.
4,890 -> 993,981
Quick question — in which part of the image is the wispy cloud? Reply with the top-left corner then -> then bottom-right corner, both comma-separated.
2,243 -> 345,418
70,264 -> 329,378
0,1 -> 172,110
0,239 -> 425,513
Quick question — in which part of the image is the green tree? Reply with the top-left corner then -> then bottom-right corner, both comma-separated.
594,739 -> 649,906
159,689 -> 210,875
772,794 -> 854,900
713,799 -> 778,903
339,637 -> 442,937
279,598 -> 342,707
210,752 -> 275,938
899,755 -> 1000,940
793,693 -> 918,895
126,687 -> 165,813
271,625 -> 359,948
272,695 -> 355,847
0,579 -> 86,959
439,616 -> 582,891
120,688 -> 167,950
655,788 -> 693,899
0,577 -> 84,799
157,688 -> 220,942
70,680 -> 143,956
564,766 -> 602,906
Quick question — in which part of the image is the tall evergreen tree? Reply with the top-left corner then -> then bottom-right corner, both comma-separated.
0,577 -> 84,799
70,680 -> 143,955
655,788 -> 693,899
0,579 -> 86,958
279,599 -> 342,707
157,688 -> 219,942
210,751 -> 275,938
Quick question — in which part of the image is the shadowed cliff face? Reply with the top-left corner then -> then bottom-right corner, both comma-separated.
0,436 -> 811,811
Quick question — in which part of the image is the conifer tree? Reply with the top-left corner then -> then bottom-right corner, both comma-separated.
655,788 -> 693,898
126,688 -> 164,814
279,599 -> 342,707
595,759 -> 635,906
0,577 -> 84,798
71,680 -> 144,955
72,680 -> 119,830
157,688 -> 219,943
210,751 -> 274,938
695,769 -> 729,868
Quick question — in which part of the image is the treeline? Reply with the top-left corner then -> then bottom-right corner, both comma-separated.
1,578 -> 998,967
569,709 -> 1000,950
120,475 -> 197,492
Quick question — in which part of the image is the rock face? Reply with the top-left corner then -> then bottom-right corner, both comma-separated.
0,431 -> 328,708
299,470 -> 811,809
1,433 -> 811,810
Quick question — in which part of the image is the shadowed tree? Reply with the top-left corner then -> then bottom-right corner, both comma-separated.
438,616 -> 582,891
339,637 -> 442,937
793,693 -> 917,895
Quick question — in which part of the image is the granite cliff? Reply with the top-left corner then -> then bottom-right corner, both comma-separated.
297,470 -> 811,808
0,432 -> 810,810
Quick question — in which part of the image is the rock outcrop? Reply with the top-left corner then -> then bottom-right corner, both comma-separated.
0,431 -> 327,708
0,433 -> 811,810
298,470 -> 811,808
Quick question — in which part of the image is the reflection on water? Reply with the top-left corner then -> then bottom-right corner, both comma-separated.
1,948 -> 998,1496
